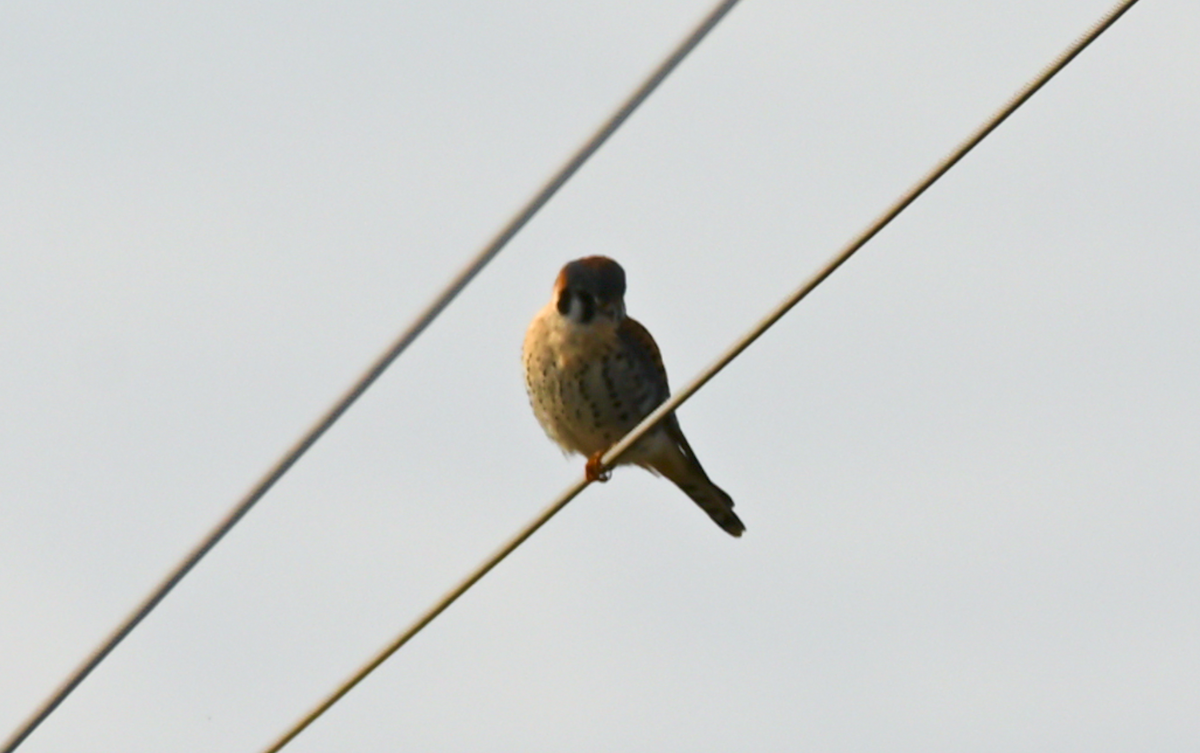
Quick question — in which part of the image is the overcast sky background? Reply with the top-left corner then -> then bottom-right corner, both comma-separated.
2,0 -> 1198,750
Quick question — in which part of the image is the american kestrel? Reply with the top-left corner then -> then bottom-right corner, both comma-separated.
522,256 -> 745,537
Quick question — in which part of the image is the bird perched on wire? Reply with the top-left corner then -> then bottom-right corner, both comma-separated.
522,256 -> 745,537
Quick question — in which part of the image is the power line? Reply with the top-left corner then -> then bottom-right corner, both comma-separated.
0,2 -> 744,751
258,0 -> 1142,749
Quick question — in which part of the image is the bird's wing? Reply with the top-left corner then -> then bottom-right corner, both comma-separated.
617,316 -> 670,398
617,316 -> 714,475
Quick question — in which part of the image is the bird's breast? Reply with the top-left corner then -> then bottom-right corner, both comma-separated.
523,308 -> 664,458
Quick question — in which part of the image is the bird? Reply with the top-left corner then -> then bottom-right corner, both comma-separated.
522,256 -> 745,537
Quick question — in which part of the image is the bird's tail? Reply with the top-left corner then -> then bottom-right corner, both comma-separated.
647,435 -> 745,537
675,473 -> 745,538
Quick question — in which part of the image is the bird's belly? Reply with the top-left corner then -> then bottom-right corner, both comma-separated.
525,348 -> 658,459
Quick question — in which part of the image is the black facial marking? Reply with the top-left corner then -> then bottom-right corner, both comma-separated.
556,288 -> 597,323
577,291 -> 596,323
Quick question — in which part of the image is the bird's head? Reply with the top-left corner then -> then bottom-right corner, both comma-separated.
552,256 -> 627,324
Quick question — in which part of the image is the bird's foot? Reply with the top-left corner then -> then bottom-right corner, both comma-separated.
585,452 -> 611,483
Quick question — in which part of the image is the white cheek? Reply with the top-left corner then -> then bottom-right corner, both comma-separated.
559,294 -> 587,323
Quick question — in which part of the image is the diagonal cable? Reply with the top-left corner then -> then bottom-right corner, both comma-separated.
0,1 -> 744,751
259,0 -> 1142,749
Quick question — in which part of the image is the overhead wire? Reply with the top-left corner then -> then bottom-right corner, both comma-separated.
258,0 -> 1143,749
0,1 -> 745,751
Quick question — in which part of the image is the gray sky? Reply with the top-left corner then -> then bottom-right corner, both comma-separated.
3,0 -> 1198,750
